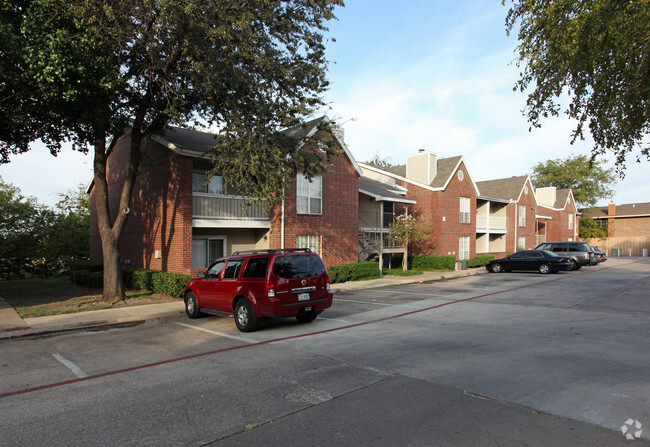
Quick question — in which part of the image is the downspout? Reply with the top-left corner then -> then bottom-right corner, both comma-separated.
379,201 -> 384,277
281,188 -> 285,249
513,202 -> 518,251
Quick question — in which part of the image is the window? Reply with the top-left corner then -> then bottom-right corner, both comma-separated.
518,205 -> 526,227
459,236 -> 470,260
205,260 -> 225,279
192,238 -> 225,269
517,236 -> 525,251
297,174 -> 322,214
459,197 -> 470,224
242,258 -> 269,278
273,254 -> 325,279
297,235 -> 321,256
223,259 -> 243,279
568,213 -> 574,230
193,172 -> 225,194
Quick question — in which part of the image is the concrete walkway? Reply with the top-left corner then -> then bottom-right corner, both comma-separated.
0,268 -> 486,340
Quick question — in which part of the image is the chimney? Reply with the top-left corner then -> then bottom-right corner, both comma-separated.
608,201 -> 616,216
406,150 -> 437,185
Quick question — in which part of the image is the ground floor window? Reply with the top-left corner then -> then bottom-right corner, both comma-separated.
297,234 -> 322,256
458,236 -> 470,260
192,237 -> 226,269
517,236 -> 525,251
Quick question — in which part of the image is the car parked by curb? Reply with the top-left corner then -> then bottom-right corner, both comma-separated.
486,250 -> 574,274
591,246 -> 607,263
534,241 -> 594,270
183,249 -> 333,332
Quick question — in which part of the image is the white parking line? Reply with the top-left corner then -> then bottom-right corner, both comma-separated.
334,298 -> 421,309
317,316 -> 353,323
175,323 -> 257,343
371,290 -> 446,297
52,353 -> 88,378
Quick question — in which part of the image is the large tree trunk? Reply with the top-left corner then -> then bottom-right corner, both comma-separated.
93,122 -> 142,301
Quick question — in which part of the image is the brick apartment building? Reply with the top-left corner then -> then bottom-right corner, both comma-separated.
582,202 -> 650,256
89,117 -> 361,275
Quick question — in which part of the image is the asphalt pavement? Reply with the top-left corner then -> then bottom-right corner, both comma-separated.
0,267 -> 486,340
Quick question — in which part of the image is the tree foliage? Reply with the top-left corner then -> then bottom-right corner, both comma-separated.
504,0 -> 650,171
578,215 -> 608,239
530,154 -> 615,207
389,213 -> 430,271
365,151 -> 395,169
0,0 -> 343,299
0,177 -> 89,279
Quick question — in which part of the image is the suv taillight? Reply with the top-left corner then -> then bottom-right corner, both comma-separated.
266,281 -> 276,298
326,276 -> 330,291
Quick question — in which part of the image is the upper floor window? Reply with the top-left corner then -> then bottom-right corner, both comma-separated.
193,171 -> 224,194
459,197 -> 470,224
518,205 -> 526,227
297,174 -> 322,214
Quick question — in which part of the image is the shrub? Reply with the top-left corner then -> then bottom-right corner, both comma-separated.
328,261 -> 380,284
411,255 -> 456,271
71,270 -> 89,285
71,260 -> 103,273
151,272 -> 191,298
467,255 -> 495,268
125,268 -> 156,291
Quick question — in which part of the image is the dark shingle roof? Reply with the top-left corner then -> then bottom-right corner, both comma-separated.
476,176 -> 529,201
582,202 -> 650,218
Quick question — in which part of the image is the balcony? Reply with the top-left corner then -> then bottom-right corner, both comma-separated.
476,215 -> 507,233
193,194 -> 269,228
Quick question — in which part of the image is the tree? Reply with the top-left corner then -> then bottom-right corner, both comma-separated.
0,0 -> 343,300
365,151 -> 395,169
578,215 -> 607,239
389,213 -> 430,272
504,0 -> 650,172
530,154 -> 615,207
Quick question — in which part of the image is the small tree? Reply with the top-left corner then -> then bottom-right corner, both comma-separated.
579,215 -> 608,240
389,213 -> 430,272
365,151 -> 395,169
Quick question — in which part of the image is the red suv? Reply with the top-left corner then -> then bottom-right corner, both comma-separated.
183,249 -> 333,332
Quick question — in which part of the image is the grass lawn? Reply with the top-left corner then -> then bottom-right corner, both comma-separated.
0,277 -> 178,318
383,269 -> 423,276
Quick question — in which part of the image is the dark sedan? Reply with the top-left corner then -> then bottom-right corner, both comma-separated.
486,250 -> 573,274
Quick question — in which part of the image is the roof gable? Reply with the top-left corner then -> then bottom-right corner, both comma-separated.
477,175 -> 532,202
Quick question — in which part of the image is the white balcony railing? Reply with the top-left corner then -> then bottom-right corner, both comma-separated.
476,215 -> 507,232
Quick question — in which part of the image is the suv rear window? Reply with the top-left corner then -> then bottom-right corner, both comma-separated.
273,254 -> 325,279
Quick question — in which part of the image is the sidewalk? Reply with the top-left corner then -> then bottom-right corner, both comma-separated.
0,268 -> 487,340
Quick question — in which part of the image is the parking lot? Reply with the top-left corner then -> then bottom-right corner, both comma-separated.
1,257 -> 649,446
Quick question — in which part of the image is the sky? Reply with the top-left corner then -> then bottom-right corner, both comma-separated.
0,0 -> 647,207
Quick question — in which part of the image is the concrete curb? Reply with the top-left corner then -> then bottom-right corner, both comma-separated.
0,268 -> 488,340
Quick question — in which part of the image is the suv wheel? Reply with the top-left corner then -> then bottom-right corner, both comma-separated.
185,292 -> 202,319
568,260 -> 577,271
234,298 -> 259,332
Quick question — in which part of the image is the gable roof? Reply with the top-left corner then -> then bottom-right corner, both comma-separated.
151,116 -> 362,176
476,175 -> 534,204
582,202 -> 650,219
366,155 -> 478,194
359,177 -> 416,204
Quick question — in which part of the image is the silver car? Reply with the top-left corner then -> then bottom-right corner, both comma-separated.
534,241 -> 594,270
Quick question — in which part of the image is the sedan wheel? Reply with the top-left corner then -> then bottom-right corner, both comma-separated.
491,263 -> 503,273
538,263 -> 551,274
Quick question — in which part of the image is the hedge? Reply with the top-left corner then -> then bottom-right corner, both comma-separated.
124,268 -> 156,290
467,255 -> 495,268
71,260 -> 103,273
328,261 -> 380,284
410,255 -> 456,271
151,272 -> 192,298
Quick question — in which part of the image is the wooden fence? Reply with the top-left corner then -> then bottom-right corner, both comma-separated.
586,236 -> 650,257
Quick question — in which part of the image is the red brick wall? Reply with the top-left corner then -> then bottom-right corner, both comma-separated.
89,136 -> 194,274
538,198 -> 579,243
269,137 -> 359,268
395,162 -> 477,259
513,183 -> 537,250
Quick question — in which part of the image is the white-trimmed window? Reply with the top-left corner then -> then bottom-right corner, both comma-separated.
297,174 -> 322,214
568,213 -> 574,230
192,238 -> 225,269
297,235 -> 322,256
459,197 -> 470,224
517,236 -> 526,251
459,236 -> 470,260
518,205 -> 526,227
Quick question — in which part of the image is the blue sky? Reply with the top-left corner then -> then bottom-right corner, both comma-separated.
0,0 -> 646,206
